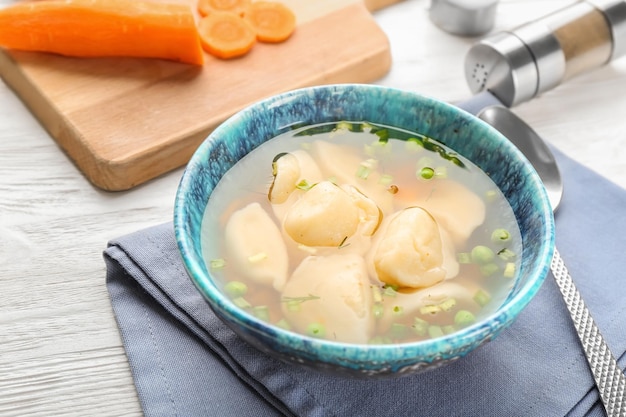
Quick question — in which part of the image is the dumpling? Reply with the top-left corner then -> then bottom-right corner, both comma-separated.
268,152 -> 300,204
281,254 -> 373,344
341,184 -> 383,237
368,206 -> 446,289
410,179 -> 486,246
283,181 -> 360,247
269,150 -> 324,205
224,202 -> 289,291
309,140 -> 394,214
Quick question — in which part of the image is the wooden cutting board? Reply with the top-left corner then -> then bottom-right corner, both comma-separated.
0,0 -> 399,191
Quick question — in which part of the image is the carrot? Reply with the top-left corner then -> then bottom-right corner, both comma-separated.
0,0 -> 204,65
197,11 -> 256,59
197,0 -> 250,18
243,1 -> 296,43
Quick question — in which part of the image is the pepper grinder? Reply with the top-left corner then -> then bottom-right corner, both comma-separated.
429,0 -> 500,37
464,0 -> 626,107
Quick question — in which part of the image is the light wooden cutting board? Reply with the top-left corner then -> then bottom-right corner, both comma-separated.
0,0 -> 400,190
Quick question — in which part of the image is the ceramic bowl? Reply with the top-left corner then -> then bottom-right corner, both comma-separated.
173,84 -> 555,377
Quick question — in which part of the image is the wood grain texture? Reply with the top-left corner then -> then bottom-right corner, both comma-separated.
1,1 -> 625,416
0,0 -> 392,191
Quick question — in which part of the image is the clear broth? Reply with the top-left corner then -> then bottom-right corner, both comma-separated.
201,121 -> 522,345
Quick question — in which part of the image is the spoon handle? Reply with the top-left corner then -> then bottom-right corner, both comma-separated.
551,248 -> 626,416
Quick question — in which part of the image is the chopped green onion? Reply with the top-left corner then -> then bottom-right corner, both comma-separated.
454,310 -> 476,327
372,303 -> 384,319
491,228 -> 512,243
405,137 -> 424,152
306,322 -> 326,338
276,318 -> 291,330
503,262 -> 516,278
480,262 -> 500,277
428,325 -> 445,339
286,300 -> 301,312
371,286 -> 383,303
247,252 -> 267,263
420,305 -> 441,315
434,166 -> 448,179
282,294 -> 320,305
379,174 -> 394,185
473,289 -> 492,307
457,252 -> 472,264
356,165 -> 371,180
233,297 -> 251,309
338,236 -> 350,249
419,167 -> 435,180
210,258 -> 226,269
417,156 -> 434,167
375,129 -> 390,143
356,159 -> 378,180
392,305 -> 404,316
224,281 -> 247,297
336,121 -> 352,131
383,285 -> 398,297
485,189 -> 498,202
252,305 -> 270,321
443,325 -> 456,335
498,248 -> 517,262
471,245 -> 495,264
361,122 -> 374,132
413,317 -> 429,336
296,179 -> 314,191
369,336 -> 392,345
390,323 -> 408,339
439,298 -> 457,312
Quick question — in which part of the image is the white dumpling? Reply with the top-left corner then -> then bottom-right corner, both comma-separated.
411,179 -> 486,246
291,149 -> 324,184
310,140 -> 363,185
309,140 -> 394,214
281,254 -> 373,344
283,181 -> 360,247
224,202 -> 288,291
368,206 -> 446,289
268,153 -> 301,204
283,184 -> 382,259
270,149 -> 324,222
342,184 -> 383,237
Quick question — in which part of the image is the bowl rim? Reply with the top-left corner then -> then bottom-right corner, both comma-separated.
173,83 -> 555,366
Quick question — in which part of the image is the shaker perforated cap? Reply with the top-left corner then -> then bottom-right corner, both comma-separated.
429,0 -> 499,37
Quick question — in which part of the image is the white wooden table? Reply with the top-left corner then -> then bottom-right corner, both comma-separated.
1,1 -> 625,415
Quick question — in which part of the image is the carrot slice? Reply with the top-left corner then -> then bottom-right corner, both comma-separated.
0,0 -> 204,65
243,1 -> 296,43
197,11 -> 256,59
197,0 -> 250,17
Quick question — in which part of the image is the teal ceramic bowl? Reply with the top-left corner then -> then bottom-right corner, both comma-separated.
174,84 -> 555,377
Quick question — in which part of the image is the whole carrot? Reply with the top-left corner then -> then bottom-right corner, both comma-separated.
0,0 -> 205,65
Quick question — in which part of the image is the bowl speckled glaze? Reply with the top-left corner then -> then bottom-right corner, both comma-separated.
174,84 -> 555,377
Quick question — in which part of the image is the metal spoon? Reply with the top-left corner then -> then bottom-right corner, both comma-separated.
477,105 -> 626,417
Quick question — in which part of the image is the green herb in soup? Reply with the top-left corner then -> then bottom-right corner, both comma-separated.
201,121 -> 522,345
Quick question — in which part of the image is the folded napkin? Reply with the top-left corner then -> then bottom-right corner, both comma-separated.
105,144 -> 626,417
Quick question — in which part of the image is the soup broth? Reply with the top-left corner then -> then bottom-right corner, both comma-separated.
201,121 -> 522,345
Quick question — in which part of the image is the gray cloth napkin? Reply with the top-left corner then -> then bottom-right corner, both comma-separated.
104,144 -> 626,417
